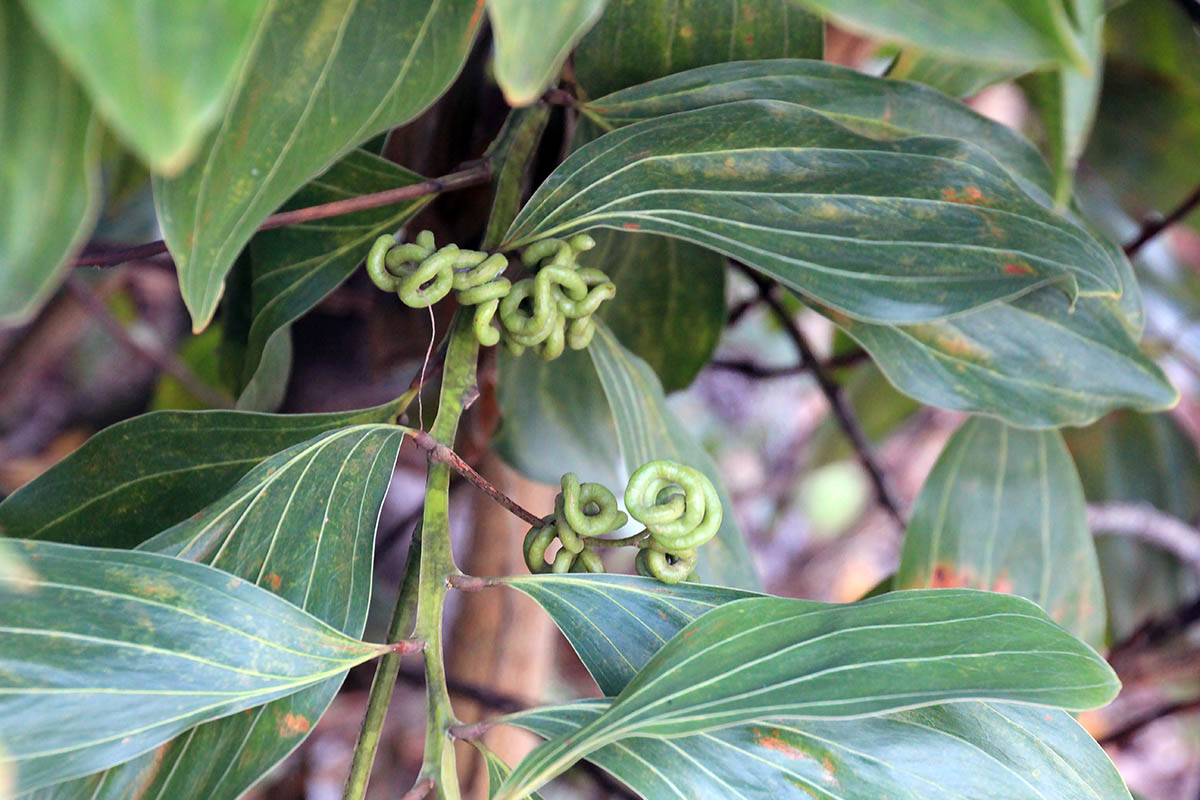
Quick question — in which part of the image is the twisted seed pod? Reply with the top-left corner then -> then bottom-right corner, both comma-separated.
366,231 -> 616,359
635,547 -> 698,585
625,460 -> 722,551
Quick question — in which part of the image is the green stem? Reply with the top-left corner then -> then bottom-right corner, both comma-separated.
342,522 -> 424,800
414,314 -> 480,799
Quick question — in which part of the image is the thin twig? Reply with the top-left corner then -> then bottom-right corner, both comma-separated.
73,161 -> 494,268
1098,696 -> 1200,745
1123,181 -> 1200,258
63,277 -> 232,408
1108,594 -> 1200,665
407,430 -> 544,526
709,349 -> 868,379
399,777 -> 436,800
735,265 -> 906,527
1088,502 -> 1200,576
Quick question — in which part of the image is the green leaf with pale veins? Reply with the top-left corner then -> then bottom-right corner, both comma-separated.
830,290 -> 1176,428
0,539 -> 389,793
29,424 -> 407,800
896,417 -> 1105,647
793,0 -> 1089,69
153,0 -> 483,332
487,0 -> 604,106
0,401 -> 402,548
502,574 -> 1131,800
574,0 -> 822,99
493,589 -> 1119,798
508,700 -> 1131,800
505,99 -> 1122,325
475,741 -> 546,800
887,49 -> 1027,97
238,150 -> 433,403
588,324 -> 758,589
19,0 -> 272,174
0,3 -> 100,326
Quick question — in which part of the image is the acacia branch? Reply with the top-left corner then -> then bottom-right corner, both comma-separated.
1087,502 -> 1200,575
735,264 -> 906,527
407,430 -> 544,527
73,161 -> 494,268
1122,181 -> 1200,258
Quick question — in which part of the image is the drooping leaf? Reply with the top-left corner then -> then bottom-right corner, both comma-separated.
504,573 -> 1130,799
1065,411 -> 1200,639
505,99 -> 1122,325
831,290 -> 1177,428
494,589 -> 1119,798
592,230 -> 725,391
0,3 -> 100,325
487,0 -> 604,106
573,0 -> 823,99
0,401 -> 402,548
896,417 -> 1105,647
36,424 -> 407,800
153,0 -> 482,331
0,539 -> 388,793
793,0 -> 1089,69
581,59 -> 1052,193
19,0 -> 272,174
508,699 -> 1131,800
237,149 -> 433,402
588,324 -> 758,589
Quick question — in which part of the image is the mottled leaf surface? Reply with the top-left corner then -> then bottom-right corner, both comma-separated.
794,0 -> 1087,68
574,0 -> 822,98
0,401 -> 401,548
487,0 -> 603,105
20,0 -> 271,173
239,150 -> 432,400
0,3 -> 99,325
896,417 -> 1105,647
153,0 -> 482,330
506,99 -> 1121,324
494,589 -> 1119,798
588,324 -> 758,589
0,540 -> 386,792
509,700 -> 1130,800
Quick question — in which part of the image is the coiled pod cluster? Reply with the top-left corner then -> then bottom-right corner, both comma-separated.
523,460 -> 722,584
365,230 -> 616,360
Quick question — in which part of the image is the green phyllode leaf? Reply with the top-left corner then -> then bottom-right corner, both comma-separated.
0,540 -> 389,793
0,2 -> 100,326
487,0 -> 605,106
19,0 -> 272,174
501,573 -> 1129,800
0,400 -> 402,549
153,0 -> 482,331
896,416 -> 1106,647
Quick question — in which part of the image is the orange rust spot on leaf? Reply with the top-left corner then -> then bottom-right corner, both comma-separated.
680,25 -> 694,38
465,0 -> 486,44
622,222 -> 641,230
941,186 -> 988,205
1003,261 -> 1034,275
991,573 -> 1013,594
744,34 -> 755,44
264,573 -> 282,591
757,731 -> 809,761
930,563 -> 973,588
280,713 -> 311,737
822,756 -> 836,774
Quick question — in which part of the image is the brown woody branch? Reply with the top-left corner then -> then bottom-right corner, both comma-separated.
1098,695 -> 1200,745
1087,502 -> 1200,576
73,161 -> 494,268
1122,181 -> 1200,258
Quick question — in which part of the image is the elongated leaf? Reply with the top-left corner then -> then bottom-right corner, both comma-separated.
508,699 -> 1130,800
153,0 -> 482,331
592,230 -> 725,391
0,539 -> 387,792
494,589 -> 1119,798
0,3 -> 100,325
832,291 -> 1176,428
794,0 -> 1088,68
488,0 -> 604,106
896,417 -> 1105,647
238,150 -> 432,401
887,49 -> 1026,97
588,324 -> 758,589
582,59 -> 1052,193
40,424 -> 406,800
505,99 -> 1121,324
20,0 -> 271,173
476,741 -> 546,800
574,0 -> 822,98
1066,412 -> 1200,639
0,401 -> 401,548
